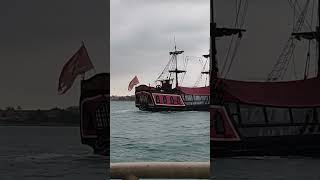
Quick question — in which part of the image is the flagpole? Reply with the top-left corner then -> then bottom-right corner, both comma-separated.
81,41 -> 85,80
81,40 -> 96,75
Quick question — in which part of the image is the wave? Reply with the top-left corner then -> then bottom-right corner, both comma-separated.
112,109 -> 135,113
13,153 -> 71,162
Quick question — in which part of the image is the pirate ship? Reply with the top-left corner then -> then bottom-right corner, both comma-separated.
58,43 -> 109,156
135,45 -> 210,111
80,73 -> 109,156
210,0 -> 320,157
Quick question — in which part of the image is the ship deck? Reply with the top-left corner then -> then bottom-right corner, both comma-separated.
109,162 -> 210,179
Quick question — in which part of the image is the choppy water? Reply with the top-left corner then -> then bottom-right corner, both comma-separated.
0,126 -> 107,180
212,156 -> 320,180
110,101 -> 210,162
110,102 -> 320,180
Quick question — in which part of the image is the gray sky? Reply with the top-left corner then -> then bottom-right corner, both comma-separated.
0,0 -> 109,109
111,0 -> 318,96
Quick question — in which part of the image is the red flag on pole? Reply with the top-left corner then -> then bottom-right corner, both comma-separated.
128,76 -> 139,91
58,44 -> 94,94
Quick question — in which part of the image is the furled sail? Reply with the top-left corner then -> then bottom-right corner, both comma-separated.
219,77 -> 320,107
176,86 -> 210,96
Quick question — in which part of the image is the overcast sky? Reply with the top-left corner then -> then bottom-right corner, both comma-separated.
111,0 -> 318,96
0,0 -> 108,109
1,1 -> 317,108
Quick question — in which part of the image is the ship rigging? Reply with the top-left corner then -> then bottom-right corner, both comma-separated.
210,0 -> 320,157
135,42 -> 210,111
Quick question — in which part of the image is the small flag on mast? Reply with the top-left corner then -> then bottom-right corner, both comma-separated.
58,43 -> 94,95
128,76 -> 139,91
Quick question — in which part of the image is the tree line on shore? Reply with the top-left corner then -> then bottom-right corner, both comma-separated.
0,106 -> 79,126
110,95 -> 135,101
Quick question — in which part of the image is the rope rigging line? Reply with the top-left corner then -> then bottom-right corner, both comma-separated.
304,40 -> 312,79
180,56 -> 189,85
304,0 -> 315,79
156,54 -> 175,82
289,0 -> 316,79
310,0 -> 315,27
221,0 -> 242,76
316,40 -> 319,75
287,0 -> 314,80
291,0 -> 298,79
194,57 -> 209,87
289,0 -> 313,31
223,0 -> 248,78
221,36 -> 235,76
291,45 -> 298,79
267,0 -> 311,81
194,74 -> 202,87
194,58 -> 203,87
224,38 -> 242,78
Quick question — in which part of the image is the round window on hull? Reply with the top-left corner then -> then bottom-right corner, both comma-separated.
163,96 -> 167,104
170,96 -> 174,104
155,95 -> 160,104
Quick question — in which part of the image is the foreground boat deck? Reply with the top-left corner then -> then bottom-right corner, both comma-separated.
110,162 -> 210,179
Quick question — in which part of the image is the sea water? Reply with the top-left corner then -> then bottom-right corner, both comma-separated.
111,102 -> 320,180
0,126 -> 107,180
212,156 -> 320,180
111,101 -> 210,180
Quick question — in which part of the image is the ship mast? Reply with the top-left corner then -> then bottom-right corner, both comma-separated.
169,44 -> 186,88
291,0 -> 320,77
202,55 -> 210,76
209,0 -> 245,104
202,54 -> 210,86
210,0 -> 216,105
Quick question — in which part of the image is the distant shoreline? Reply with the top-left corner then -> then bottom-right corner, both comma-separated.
0,107 -> 79,127
110,95 -> 135,101
0,124 -> 78,127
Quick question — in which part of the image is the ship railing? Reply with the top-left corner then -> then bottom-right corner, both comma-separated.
110,162 -> 210,180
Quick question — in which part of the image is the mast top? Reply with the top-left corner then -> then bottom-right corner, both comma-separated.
203,54 -> 210,58
169,50 -> 184,55
290,0 -> 320,77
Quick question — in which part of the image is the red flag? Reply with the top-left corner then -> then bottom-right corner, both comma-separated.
128,76 -> 139,91
58,44 -> 94,94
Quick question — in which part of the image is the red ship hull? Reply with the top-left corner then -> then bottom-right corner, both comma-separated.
135,85 -> 210,111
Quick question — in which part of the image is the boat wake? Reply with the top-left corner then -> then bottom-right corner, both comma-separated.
113,109 -> 136,114
13,153 -> 81,162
